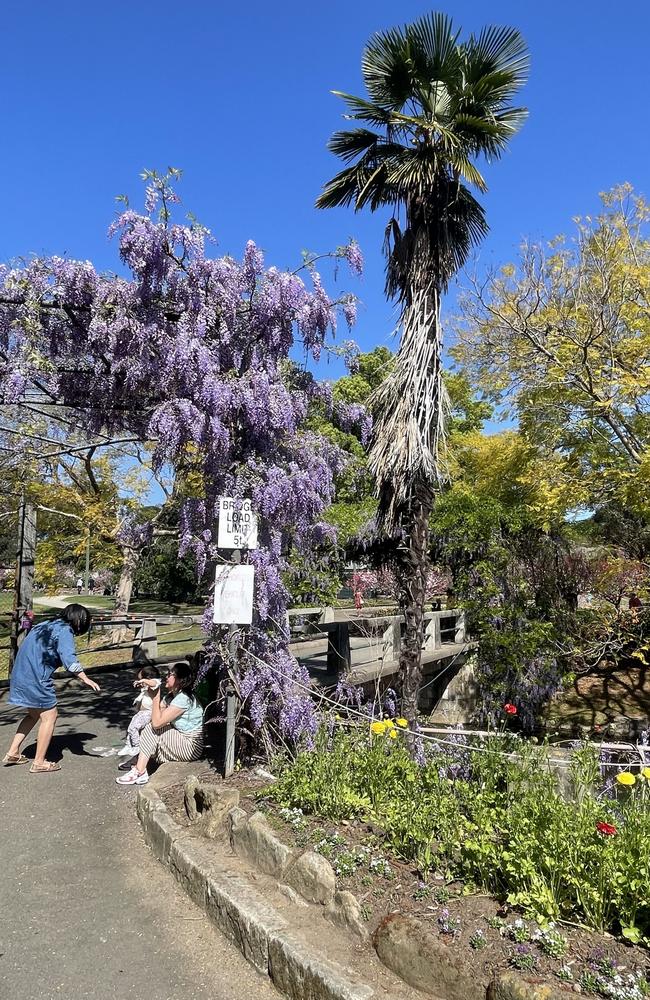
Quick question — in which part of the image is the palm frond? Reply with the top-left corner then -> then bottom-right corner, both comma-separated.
448,154 -> 487,191
361,25 -> 415,109
462,25 -> 530,89
316,164 -> 375,210
327,128 -> 382,163
407,12 -> 461,83
333,91 -> 431,134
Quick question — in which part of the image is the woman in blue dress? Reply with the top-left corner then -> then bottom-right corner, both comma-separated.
3,604 -> 100,773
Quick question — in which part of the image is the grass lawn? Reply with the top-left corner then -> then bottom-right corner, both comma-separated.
0,594 -> 206,680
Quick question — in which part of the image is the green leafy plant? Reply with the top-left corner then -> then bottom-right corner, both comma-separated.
264,726 -> 650,938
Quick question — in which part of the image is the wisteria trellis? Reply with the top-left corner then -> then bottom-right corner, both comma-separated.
0,174 -> 366,746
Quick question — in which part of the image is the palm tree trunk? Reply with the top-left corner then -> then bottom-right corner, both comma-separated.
368,281 -> 445,728
395,499 -> 431,722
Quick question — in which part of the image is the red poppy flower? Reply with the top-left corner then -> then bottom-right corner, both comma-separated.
503,703 -> 517,715
596,822 -> 617,836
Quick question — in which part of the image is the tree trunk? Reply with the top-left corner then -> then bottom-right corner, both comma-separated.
367,274 -> 445,730
396,500 -> 431,724
110,545 -> 141,643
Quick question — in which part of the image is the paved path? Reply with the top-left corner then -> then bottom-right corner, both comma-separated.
0,670 -> 277,1000
32,595 -> 74,608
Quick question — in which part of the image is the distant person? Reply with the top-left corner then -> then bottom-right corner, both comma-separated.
76,576 -> 83,595
116,662 -> 203,785
3,604 -> 100,772
629,592 -> 642,610
354,590 -> 364,612
103,585 -> 111,597
117,664 -> 161,758
88,577 -> 95,593
431,598 -> 442,612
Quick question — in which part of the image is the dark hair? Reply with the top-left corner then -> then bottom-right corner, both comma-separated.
137,664 -> 161,680
167,660 -> 195,696
60,603 -> 91,636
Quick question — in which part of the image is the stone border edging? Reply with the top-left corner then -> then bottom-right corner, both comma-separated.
137,778 -> 382,1000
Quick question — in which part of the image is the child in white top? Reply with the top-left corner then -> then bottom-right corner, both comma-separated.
118,665 -> 161,756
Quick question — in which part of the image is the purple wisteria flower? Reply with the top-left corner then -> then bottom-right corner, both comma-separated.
0,173 -> 362,750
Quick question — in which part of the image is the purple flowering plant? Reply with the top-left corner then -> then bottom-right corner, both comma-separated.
0,170 -> 367,748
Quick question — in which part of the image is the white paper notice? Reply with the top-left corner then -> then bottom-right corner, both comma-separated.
213,564 -> 255,625
217,497 -> 258,550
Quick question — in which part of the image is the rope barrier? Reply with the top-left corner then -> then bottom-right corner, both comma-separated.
241,639 -> 649,770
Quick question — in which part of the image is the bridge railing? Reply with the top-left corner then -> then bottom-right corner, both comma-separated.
294,608 -> 467,677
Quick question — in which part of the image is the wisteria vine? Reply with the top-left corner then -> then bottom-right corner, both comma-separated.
0,171 -> 365,747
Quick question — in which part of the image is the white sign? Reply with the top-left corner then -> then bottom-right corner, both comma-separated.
213,564 -> 255,625
217,497 -> 258,550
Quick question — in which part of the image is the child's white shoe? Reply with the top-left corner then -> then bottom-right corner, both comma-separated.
117,743 -> 136,757
116,767 -> 149,785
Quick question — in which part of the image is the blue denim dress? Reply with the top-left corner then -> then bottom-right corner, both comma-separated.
8,620 -> 83,709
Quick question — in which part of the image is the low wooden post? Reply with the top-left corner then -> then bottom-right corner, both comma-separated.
133,618 -> 158,660
454,610 -> 466,643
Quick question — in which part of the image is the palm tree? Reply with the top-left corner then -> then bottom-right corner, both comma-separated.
317,12 -> 529,724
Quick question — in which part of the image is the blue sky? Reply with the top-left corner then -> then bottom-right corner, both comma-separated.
2,0 -> 649,382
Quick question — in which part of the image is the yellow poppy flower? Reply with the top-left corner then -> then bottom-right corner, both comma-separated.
616,772 -> 636,786
370,721 -> 387,736
388,729 -> 398,740
641,767 -> 650,780
396,718 -> 409,728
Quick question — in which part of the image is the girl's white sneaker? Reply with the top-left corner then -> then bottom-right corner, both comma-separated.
116,767 -> 149,785
117,744 -> 136,756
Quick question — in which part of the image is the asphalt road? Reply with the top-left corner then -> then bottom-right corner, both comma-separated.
0,670 -> 277,1000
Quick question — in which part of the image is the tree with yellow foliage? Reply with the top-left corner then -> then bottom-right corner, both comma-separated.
453,185 -> 650,517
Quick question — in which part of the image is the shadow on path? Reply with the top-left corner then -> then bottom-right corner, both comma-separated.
0,667 -> 277,1000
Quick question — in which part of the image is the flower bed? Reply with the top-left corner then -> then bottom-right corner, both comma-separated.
264,724 -> 650,946
160,763 -> 650,1000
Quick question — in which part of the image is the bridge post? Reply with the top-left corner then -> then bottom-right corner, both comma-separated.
424,613 -> 441,650
381,620 -> 400,663
327,622 -> 351,676
454,610 -> 466,643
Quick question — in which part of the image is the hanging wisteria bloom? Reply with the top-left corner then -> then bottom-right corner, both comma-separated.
0,169 -> 367,750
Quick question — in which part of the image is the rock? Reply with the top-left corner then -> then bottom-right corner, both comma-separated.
488,971 -> 569,1000
184,775 -> 201,820
253,767 -> 277,782
373,913 -> 477,1000
228,806 -> 248,834
285,851 -> 336,906
268,929 -> 375,1000
231,810 -> 294,878
184,777 -> 240,837
324,890 -> 370,942
278,883 -> 309,907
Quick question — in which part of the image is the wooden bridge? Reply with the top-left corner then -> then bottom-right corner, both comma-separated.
288,606 -> 477,714
2,604 -> 477,719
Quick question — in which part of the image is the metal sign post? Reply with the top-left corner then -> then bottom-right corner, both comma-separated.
214,498 -> 257,778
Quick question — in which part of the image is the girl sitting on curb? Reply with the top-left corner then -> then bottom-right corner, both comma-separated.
116,661 -> 203,785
